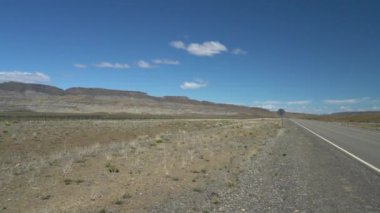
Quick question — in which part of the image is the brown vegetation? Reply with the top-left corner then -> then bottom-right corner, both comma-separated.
0,118 -> 280,212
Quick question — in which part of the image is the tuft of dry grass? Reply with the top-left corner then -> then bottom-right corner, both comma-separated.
0,118 -> 280,212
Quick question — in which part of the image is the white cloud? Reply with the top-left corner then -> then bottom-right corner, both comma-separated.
74,64 -> 87,68
287,100 -> 312,105
137,60 -> 154,69
94,62 -> 130,69
253,100 -> 312,106
253,100 -> 281,105
324,98 -> 360,105
153,59 -> 180,65
257,104 -> 278,110
180,79 -> 208,90
323,97 -> 377,112
0,71 -> 50,83
252,100 -> 283,111
169,41 -> 186,49
187,41 -> 227,56
252,100 -> 314,113
231,48 -> 247,55
339,106 -> 352,111
170,40 -> 227,56
253,98 -> 379,114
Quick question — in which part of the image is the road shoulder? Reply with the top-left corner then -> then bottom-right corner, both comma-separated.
153,119 -> 380,212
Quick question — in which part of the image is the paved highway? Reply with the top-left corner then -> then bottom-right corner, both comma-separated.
155,119 -> 380,212
291,119 -> 380,173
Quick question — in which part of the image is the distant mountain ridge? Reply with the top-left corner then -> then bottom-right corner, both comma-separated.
0,81 -> 64,95
65,87 -> 149,98
329,111 -> 380,116
0,81 -> 149,97
0,81 -> 274,117
288,110 -> 380,123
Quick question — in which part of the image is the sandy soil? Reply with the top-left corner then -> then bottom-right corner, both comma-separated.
0,118 -> 280,212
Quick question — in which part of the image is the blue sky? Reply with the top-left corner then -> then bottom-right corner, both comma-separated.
0,0 -> 379,114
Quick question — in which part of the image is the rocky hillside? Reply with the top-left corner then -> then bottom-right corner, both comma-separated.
0,81 -> 274,117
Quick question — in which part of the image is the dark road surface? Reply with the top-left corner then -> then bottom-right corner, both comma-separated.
154,119 -> 380,212
292,119 -> 380,173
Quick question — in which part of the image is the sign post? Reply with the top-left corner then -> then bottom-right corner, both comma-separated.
277,109 -> 285,128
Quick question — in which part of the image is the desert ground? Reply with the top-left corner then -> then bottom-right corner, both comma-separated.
0,118 -> 280,212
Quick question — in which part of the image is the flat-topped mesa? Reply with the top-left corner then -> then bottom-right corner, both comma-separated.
65,87 -> 148,98
0,82 -> 149,98
161,96 -> 192,103
0,81 -> 64,95
0,81 -> 275,117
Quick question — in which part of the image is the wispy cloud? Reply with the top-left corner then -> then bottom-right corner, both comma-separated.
170,41 -> 186,49
252,99 -> 313,112
252,100 -> 283,111
170,40 -> 227,56
180,79 -> 208,90
253,100 -> 312,106
0,71 -> 50,83
287,100 -> 312,105
94,62 -> 130,69
323,98 -> 368,105
74,64 -> 87,68
77,59 -> 178,69
339,106 -> 352,111
253,100 -> 281,105
253,98 -> 378,114
152,59 -> 180,65
231,48 -> 247,55
256,104 -> 278,110
137,60 -> 154,69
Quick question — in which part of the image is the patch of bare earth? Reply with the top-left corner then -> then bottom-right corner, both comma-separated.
0,118 -> 280,212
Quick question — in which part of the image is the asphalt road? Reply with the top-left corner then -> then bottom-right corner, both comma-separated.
291,119 -> 380,173
154,119 -> 380,212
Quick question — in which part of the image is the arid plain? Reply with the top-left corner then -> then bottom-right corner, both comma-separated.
0,118 -> 280,212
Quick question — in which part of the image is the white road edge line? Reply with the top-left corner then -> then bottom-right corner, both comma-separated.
291,119 -> 380,174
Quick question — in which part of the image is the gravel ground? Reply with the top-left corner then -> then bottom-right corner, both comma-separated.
0,119 -> 279,212
152,119 -> 380,213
